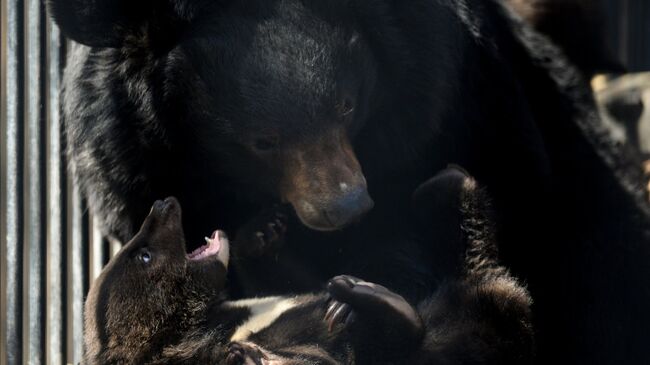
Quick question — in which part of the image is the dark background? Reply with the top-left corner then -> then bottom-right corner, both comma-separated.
603,0 -> 650,72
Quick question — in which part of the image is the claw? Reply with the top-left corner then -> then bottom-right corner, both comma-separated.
236,207 -> 288,258
275,219 -> 287,233
266,223 -> 279,241
226,343 -> 245,365
328,303 -> 352,332
226,354 -> 239,365
326,275 -> 424,343
227,342 -> 270,365
325,300 -> 342,323
255,232 -> 266,247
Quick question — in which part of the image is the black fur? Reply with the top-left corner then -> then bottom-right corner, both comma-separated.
52,0 -> 650,363
85,171 -> 532,364
83,198 -> 235,364
505,0 -> 625,76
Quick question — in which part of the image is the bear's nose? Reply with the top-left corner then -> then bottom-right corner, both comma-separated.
324,187 -> 374,228
150,197 -> 181,222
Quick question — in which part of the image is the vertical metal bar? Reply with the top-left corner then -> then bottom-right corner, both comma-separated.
109,238 -> 122,260
45,15 -> 64,365
1,0 -> 7,363
66,181 -> 86,364
22,0 -> 46,361
89,215 -> 105,282
1,0 -> 9,362
2,0 -> 25,363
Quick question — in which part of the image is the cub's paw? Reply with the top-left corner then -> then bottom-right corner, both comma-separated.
235,206 -> 288,258
226,342 -> 269,365
325,275 -> 423,343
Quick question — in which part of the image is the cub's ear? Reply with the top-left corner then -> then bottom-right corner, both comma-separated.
47,0 -> 217,48
47,0 -> 153,47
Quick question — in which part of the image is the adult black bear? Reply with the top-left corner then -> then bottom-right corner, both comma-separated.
50,0 -> 650,363
84,171 -> 532,364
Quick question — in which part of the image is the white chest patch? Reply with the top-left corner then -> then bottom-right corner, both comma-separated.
226,296 -> 299,342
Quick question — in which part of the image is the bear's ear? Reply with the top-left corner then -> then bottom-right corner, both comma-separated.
47,0 -> 153,47
47,0 -> 217,48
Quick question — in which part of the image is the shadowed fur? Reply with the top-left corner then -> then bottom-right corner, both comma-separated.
505,0 -> 624,75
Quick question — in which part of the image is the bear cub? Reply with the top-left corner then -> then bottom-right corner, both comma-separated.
84,169 -> 532,364
84,198 -> 424,364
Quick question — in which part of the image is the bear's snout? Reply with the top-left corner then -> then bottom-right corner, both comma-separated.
281,139 -> 374,231
322,186 -> 374,228
292,184 -> 374,231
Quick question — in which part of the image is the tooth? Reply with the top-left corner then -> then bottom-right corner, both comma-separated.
204,237 -> 210,243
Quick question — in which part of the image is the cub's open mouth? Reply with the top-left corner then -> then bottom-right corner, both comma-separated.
187,230 -> 230,267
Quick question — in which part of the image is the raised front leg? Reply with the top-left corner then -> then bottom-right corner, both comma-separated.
410,167 -> 534,365
234,206 -> 288,258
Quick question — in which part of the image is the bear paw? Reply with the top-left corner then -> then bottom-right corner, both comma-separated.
325,275 -> 424,347
226,342 -> 269,365
235,206 -> 288,258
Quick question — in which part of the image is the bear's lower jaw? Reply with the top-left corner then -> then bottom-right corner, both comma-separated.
293,207 -> 366,232
291,193 -> 374,232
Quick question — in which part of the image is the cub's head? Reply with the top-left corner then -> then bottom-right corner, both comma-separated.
83,197 -> 229,364
50,0 -> 379,231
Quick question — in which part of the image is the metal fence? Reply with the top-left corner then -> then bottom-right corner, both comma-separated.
0,1 -> 112,364
0,0 -> 649,364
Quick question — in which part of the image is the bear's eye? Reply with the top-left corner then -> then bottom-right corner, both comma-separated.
138,250 -> 152,264
338,98 -> 355,117
253,138 -> 277,152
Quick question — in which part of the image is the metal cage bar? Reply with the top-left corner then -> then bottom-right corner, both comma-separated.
2,1 -> 26,365
1,0 -> 93,363
44,10 -> 65,365
23,0 -> 46,362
